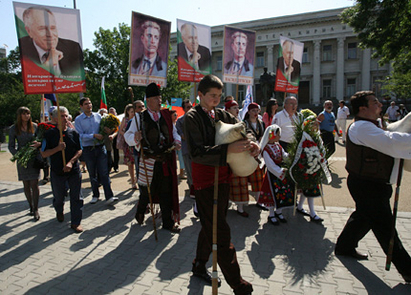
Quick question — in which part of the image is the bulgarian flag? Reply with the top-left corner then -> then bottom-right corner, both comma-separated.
100,76 -> 108,109
193,95 -> 200,106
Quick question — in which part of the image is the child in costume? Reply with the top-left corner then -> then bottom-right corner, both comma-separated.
257,124 -> 295,225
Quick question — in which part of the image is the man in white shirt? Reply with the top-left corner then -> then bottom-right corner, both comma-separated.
271,96 -> 298,151
385,101 -> 399,122
336,100 -> 350,144
335,91 -> 411,283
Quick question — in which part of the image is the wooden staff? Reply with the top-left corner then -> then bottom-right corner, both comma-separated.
320,183 -> 326,210
212,166 -> 219,294
55,94 -> 66,166
128,87 -> 158,241
385,158 -> 404,270
293,185 -> 297,216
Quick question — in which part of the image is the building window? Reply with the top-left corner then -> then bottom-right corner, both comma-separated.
256,52 -> 265,67
323,79 -> 332,98
346,78 -> 356,98
302,47 -> 309,63
216,56 -> 222,71
322,45 -> 332,61
348,42 -> 357,59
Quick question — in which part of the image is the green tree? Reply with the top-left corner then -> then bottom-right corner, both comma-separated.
341,0 -> 411,68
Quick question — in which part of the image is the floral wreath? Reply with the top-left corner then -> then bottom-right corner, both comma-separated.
284,109 -> 332,190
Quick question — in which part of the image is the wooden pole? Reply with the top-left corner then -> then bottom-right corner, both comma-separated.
140,146 -> 158,242
212,166 -> 219,294
320,183 -> 326,210
385,159 -> 404,270
41,94 -> 45,122
55,94 -> 66,166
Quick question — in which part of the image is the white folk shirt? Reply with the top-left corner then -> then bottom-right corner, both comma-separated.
337,106 -> 350,120
124,111 -> 181,151
348,120 -> 411,184
271,110 -> 298,143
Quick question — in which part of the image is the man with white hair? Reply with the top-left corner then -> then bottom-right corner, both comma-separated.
277,40 -> 301,82
19,6 -> 84,76
177,23 -> 211,71
41,107 -> 84,233
271,96 -> 298,151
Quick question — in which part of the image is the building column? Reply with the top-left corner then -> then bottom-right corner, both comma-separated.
266,45 -> 274,72
361,48 -> 371,90
336,37 -> 345,102
312,40 -> 321,105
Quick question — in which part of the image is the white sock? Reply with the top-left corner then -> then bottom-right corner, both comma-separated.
275,209 -> 283,215
298,195 -> 306,210
308,198 -> 316,217
193,202 -> 198,214
237,204 -> 244,213
269,207 -> 275,217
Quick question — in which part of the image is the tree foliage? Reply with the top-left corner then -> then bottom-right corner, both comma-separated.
341,0 -> 411,68
341,0 -> 411,98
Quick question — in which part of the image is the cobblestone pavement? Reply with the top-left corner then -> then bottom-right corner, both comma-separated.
1,178 -> 411,295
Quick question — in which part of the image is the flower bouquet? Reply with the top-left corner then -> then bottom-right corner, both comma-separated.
96,113 -> 120,144
284,109 -> 332,190
10,122 -> 55,168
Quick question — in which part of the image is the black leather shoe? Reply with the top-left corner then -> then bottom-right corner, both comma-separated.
296,208 -> 310,216
135,212 -> 144,224
275,212 -> 287,223
192,268 -> 221,287
335,249 -> 368,260
56,212 -> 64,223
164,225 -> 181,233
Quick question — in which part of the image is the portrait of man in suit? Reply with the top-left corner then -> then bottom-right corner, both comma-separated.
277,40 -> 301,83
131,20 -> 167,77
177,23 -> 211,72
224,31 -> 254,77
19,6 -> 84,77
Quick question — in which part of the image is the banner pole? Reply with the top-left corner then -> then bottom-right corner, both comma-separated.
41,94 -> 45,122
55,94 -> 66,166
236,84 -> 239,102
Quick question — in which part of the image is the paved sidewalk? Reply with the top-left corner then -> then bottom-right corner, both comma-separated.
1,179 -> 411,294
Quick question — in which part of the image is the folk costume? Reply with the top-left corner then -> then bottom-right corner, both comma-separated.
258,125 -> 295,224
184,104 -> 253,294
229,103 -> 265,216
124,83 -> 181,232
335,117 -> 411,282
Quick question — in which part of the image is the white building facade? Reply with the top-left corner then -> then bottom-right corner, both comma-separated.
170,8 -> 389,107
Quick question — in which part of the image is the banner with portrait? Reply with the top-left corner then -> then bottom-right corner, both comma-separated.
13,2 -> 86,94
129,12 -> 170,87
222,26 -> 256,86
274,36 -> 304,94
177,19 -> 211,82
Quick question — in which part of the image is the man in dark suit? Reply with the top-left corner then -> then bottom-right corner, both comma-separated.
19,6 -> 84,76
277,40 -> 301,83
177,23 -> 211,72
131,20 -> 167,77
224,31 -> 254,77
